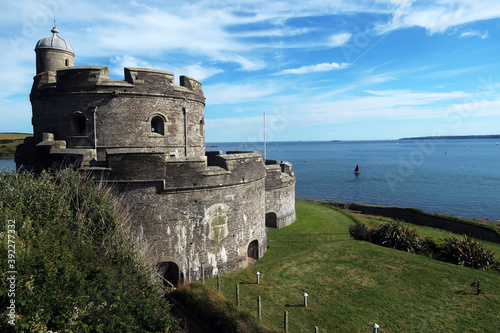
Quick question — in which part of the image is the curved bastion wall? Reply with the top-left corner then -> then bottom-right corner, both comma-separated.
265,160 -> 296,228
92,150 -> 268,280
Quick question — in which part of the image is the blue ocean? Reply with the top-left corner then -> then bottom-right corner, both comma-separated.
208,139 -> 500,222
2,139 -> 499,221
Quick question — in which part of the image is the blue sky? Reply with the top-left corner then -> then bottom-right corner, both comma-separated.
2,0 -> 500,141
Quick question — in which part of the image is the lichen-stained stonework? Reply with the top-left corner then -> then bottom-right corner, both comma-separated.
16,27 -> 295,284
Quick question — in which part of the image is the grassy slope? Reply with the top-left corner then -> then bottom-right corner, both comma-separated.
207,201 -> 500,332
0,171 -> 179,332
0,133 -> 32,158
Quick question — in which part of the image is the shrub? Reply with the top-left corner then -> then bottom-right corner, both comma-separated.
441,235 -> 499,271
372,221 -> 423,253
420,236 -> 447,259
348,223 -> 372,241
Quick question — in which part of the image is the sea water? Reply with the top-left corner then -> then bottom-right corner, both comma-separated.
2,139 -> 499,221
0,159 -> 16,172
208,139 -> 500,221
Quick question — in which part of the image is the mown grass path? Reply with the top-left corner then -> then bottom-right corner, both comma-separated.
208,200 -> 500,332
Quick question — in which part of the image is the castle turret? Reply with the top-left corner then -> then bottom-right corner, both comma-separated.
35,26 -> 74,74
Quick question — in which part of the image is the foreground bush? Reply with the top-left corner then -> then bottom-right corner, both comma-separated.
441,235 -> 499,271
0,170 -> 180,332
348,223 -> 372,241
172,283 -> 278,333
349,219 -> 499,271
371,221 -> 423,253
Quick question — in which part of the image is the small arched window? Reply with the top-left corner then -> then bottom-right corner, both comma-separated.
72,113 -> 87,135
199,118 -> 204,137
151,116 -> 165,135
65,59 -> 69,67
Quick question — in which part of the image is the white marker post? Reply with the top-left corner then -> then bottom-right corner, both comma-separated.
302,292 -> 309,307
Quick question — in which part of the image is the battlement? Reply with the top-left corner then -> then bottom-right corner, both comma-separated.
99,148 -> 265,190
265,159 -> 296,189
31,66 -> 205,103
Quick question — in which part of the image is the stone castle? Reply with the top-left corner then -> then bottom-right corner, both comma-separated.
15,26 -> 296,285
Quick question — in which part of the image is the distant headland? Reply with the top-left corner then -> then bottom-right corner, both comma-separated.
399,134 -> 500,140
0,133 -> 32,158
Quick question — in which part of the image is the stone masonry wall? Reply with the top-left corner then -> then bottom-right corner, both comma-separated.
265,160 -> 296,228
115,177 -> 266,279
30,67 -> 205,157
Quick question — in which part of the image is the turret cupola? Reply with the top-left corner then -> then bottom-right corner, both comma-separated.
35,26 -> 75,74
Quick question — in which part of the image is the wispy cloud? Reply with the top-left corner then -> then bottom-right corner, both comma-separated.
110,55 -> 153,76
375,1 -> 500,35
276,62 -> 349,75
326,32 -> 352,47
460,30 -> 489,39
204,82 -> 284,105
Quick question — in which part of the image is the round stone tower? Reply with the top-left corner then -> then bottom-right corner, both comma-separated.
35,26 -> 75,74
17,26 -> 296,287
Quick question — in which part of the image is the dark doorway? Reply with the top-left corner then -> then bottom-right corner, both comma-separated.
247,240 -> 259,260
157,261 -> 180,287
265,212 -> 278,228
72,113 -> 87,135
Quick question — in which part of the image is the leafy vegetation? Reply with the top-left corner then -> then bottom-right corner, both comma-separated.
442,235 -> 500,271
349,218 -> 500,271
0,170 -> 180,332
371,220 -> 423,254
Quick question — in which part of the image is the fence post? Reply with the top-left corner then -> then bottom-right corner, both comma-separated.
236,284 -> 240,306
284,310 -> 288,332
201,264 -> 205,284
217,274 -> 220,291
257,296 -> 261,319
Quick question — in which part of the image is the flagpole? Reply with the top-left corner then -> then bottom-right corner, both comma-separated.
263,110 -> 266,160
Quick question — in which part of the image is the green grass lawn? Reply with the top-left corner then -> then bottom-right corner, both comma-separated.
0,133 -> 32,158
207,201 -> 500,332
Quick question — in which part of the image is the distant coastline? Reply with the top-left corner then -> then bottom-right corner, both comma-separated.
0,133 -> 32,159
399,134 -> 500,140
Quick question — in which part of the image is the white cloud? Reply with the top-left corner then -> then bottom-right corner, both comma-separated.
109,57 -> 223,82
174,64 -> 223,82
283,89 -> 474,128
204,82 -> 284,105
110,55 -> 153,76
276,62 -> 349,75
376,1 -> 500,35
326,32 -> 352,47
460,30 -> 489,39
